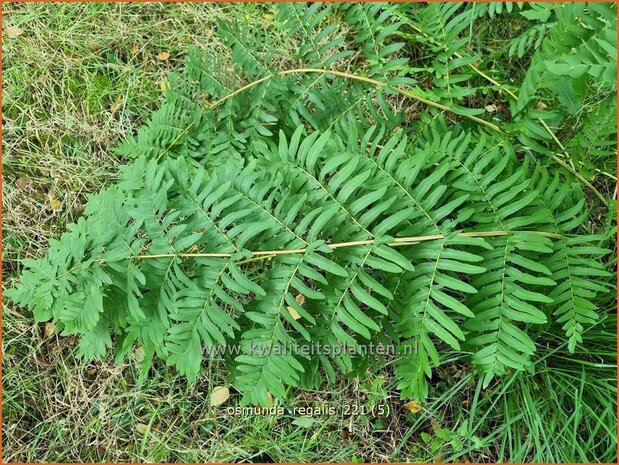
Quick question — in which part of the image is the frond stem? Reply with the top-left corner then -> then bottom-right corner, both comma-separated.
133,230 -> 564,261
209,68 -> 501,132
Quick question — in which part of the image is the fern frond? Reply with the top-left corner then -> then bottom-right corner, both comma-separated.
470,2 -> 524,19
544,3 -> 617,88
7,15 -> 613,407
529,163 -> 612,352
507,22 -> 553,59
278,3 -> 353,69
464,232 -> 555,387
407,2 -> 481,102
337,2 -> 414,86
568,98 -> 617,171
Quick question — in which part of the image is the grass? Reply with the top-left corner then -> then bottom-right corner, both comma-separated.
2,2 -> 617,463
3,2 -> 228,266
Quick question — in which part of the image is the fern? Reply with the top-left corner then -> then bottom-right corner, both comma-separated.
278,2 -> 353,69
406,2 -> 481,103
337,2 -> 414,86
544,3 -> 617,87
6,6 -> 614,406
397,2 -> 616,183
507,22 -> 553,59
567,98 -> 617,174
511,2 -> 617,151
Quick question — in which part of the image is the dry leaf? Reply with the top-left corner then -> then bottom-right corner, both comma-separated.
67,53 -> 83,63
485,104 -> 497,113
157,51 -> 170,61
44,322 -> 55,338
210,386 -> 230,406
136,423 -> 149,434
403,400 -> 422,414
6,26 -> 24,39
287,306 -> 301,320
36,75 -> 45,84
133,346 -> 145,363
110,95 -> 124,113
295,293 -> 305,305
131,44 -> 140,55
15,177 -> 30,189
48,194 -> 61,210
267,391 -> 274,407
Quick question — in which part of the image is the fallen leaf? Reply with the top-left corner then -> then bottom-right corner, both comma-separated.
287,306 -> 301,320
133,346 -> 145,363
136,423 -> 148,434
403,400 -> 422,414
157,51 -> 170,61
131,44 -> 140,55
36,75 -> 45,84
67,53 -> 83,63
15,177 -> 30,189
6,26 -> 24,39
295,293 -> 305,305
34,189 -> 46,202
97,442 -> 109,454
48,194 -> 61,210
110,95 -> 124,113
485,104 -> 497,113
44,322 -> 55,338
210,386 -> 230,406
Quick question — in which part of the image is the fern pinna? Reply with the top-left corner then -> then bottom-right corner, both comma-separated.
7,4 -> 613,406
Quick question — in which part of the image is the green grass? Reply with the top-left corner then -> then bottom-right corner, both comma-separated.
3,3 -> 616,463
